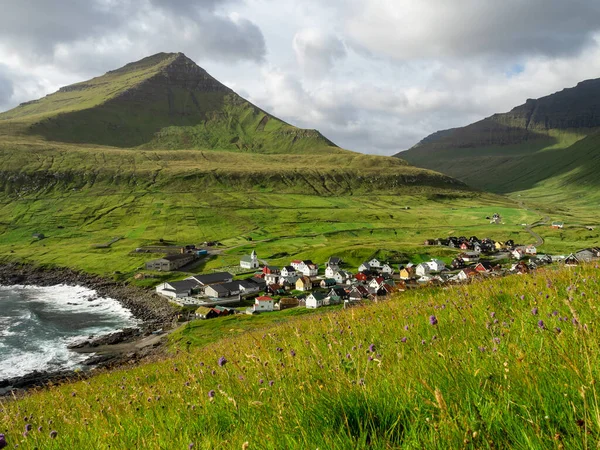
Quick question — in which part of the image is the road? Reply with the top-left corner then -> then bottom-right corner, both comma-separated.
517,199 -> 550,247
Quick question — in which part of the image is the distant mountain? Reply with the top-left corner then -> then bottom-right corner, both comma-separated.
0,52 -> 336,153
398,78 -> 600,201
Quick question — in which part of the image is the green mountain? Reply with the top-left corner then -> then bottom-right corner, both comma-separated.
0,52 -> 336,153
398,78 -> 600,205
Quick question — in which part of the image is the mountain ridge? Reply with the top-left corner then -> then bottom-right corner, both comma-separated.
0,52 -> 337,153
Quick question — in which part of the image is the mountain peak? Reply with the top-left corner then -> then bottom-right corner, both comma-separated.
0,53 -> 337,153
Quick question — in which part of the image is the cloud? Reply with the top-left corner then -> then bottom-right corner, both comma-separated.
0,67 -> 14,108
293,29 -> 346,76
0,0 -> 266,72
344,0 -> 600,60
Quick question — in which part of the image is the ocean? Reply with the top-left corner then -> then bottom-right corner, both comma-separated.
0,284 -> 138,380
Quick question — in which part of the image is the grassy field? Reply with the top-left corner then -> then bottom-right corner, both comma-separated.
1,264 -> 599,448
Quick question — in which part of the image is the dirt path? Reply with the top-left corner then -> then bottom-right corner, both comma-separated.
517,199 -> 550,247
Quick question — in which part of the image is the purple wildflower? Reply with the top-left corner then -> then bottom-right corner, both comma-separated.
552,310 -> 559,316
0,434 -> 6,449
37,426 -> 43,433
25,424 -> 32,432
404,325 -> 409,331
429,315 -> 438,326
218,356 -> 227,367
290,350 -> 296,357
269,380 -> 275,387
479,347 -> 486,352
368,344 -> 376,353
346,353 -> 351,359
401,337 -> 407,343
555,327 -> 562,334
50,430 -> 58,439
572,318 -> 579,326
259,379 -> 264,384
538,320 -> 545,329
421,340 -> 426,345
520,295 -> 525,300
189,444 -> 194,449
493,337 -> 501,344
531,307 -> 538,315
490,312 -> 496,318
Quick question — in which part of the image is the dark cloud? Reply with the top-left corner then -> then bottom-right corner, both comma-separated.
0,0 -> 266,67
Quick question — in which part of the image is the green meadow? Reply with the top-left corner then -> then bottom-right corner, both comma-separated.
2,264 -> 599,449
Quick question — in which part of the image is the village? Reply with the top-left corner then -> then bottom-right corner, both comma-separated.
147,232 -> 600,321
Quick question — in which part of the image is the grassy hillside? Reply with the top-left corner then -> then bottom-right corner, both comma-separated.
400,78 -> 600,209
0,140 -> 547,280
1,264 -> 599,448
0,53 -> 337,153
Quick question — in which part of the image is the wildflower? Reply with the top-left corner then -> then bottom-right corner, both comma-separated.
359,378 -> 365,386
572,318 -> 579,326
404,325 -> 409,331
401,337 -> 407,343
490,312 -> 496,318
520,295 -> 525,300
368,344 -> 376,353
0,435 -> 5,449
493,337 -> 501,344
259,379 -> 264,384
269,380 -> 275,386
50,430 -> 58,439
346,353 -> 351,359
25,424 -> 32,432
531,307 -> 538,315
276,347 -> 283,352
538,320 -> 545,329
37,426 -> 43,433
479,347 -> 486,352
555,327 -> 562,334
421,340 -> 426,345
208,390 -> 216,398
218,357 -> 227,367
189,444 -> 194,449
552,310 -> 559,316
429,315 -> 438,326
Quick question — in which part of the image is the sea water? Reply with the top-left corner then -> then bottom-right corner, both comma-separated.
0,284 -> 138,379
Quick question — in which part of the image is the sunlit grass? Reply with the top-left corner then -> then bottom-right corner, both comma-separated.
1,264 -> 599,448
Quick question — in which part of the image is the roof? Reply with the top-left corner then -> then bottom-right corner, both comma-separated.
283,266 -> 295,271
195,306 -> 213,315
239,280 -> 258,289
188,272 -> 234,285
158,253 -> 194,262
221,281 -> 242,291
297,276 -> 312,284
280,297 -> 299,305
240,255 -> 254,262
328,257 -> 342,264
206,284 -> 229,295
166,279 -> 198,292
310,292 -> 326,301
256,296 -> 274,302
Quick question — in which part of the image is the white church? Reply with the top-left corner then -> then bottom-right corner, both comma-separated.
240,250 -> 259,270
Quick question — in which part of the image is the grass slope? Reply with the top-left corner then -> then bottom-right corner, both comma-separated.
1,264 -> 599,448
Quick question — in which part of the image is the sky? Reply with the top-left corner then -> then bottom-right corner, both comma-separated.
1,0 -> 600,155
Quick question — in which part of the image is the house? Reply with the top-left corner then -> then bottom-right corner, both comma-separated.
301,263 -> 319,277
525,245 -> 537,255
146,253 -> 196,271
576,248 -> 600,262
552,222 -> 565,229
399,266 -> 415,280
250,276 -> 267,291
358,262 -> 371,273
205,283 -> 237,299
187,272 -> 234,286
460,242 -> 471,251
354,272 -> 369,282
328,256 -> 343,267
262,266 -> 280,275
381,264 -> 395,275
240,250 -> 260,270
368,258 -> 382,269
320,278 -> 337,289
239,280 -> 261,295
511,262 -> 530,274
415,263 -> 431,277
426,259 -> 446,273
280,275 -> 299,287
156,279 -> 199,298
474,262 -> 498,273
290,260 -> 304,270
264,273 -> 280,285
455,267 -> 478,281
348,287 -> 366,302
281,266 -> 297,277
266,283 -> 285,295
306,292 -> 327,309
459,252 -> 480,263
195,306 -> 219,320
329,287 -> 348,300
296,276 -> 313,291
275,297 -> 299,310
332,270 -> 351,284
254,296 -> 275,312
473,243 -> 483,254
495,241 -> 505,250
451,257 -> 466,270
511,249 -> 524,260
213,306 -> 235,316
327,294 -> 342,305
565,254 -> 580,266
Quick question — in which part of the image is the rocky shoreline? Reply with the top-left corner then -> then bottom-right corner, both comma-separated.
0,263 -> 179,396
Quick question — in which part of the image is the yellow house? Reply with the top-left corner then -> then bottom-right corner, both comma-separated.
495,241 -> 505,250
296,276 -> 313,291
399,267 -> 414,280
